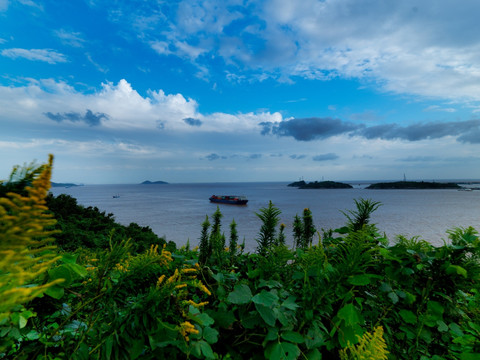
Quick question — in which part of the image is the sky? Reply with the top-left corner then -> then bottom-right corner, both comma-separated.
2,0 -> 480,184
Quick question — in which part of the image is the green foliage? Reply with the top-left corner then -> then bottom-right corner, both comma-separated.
2,158 -> 480,359
46,193 -> 168,253
293,208 -> 317,249
342,198 -> 382,232
256,201 -> 282,256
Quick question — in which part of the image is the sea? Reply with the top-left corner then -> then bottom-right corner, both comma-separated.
49,181 -> 480,252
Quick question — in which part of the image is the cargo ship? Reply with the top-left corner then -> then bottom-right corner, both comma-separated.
209,195 -> 248,205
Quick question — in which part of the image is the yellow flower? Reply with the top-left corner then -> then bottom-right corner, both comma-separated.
181,268 -> 197,274
156,275 -> 166,287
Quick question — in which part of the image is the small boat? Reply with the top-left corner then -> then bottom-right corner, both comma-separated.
112,194 -> 120,198
209,195 -> 248,205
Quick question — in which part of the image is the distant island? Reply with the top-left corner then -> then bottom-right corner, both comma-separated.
141,180 -> 169,185
288,180 -> 353,189
51,182 -> 82,188
366,181 -> 461,189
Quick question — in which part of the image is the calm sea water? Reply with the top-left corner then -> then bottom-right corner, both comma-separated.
50,182 -> 480,251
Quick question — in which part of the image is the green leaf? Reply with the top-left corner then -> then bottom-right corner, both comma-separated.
348,274 -> 371,286
281,296 -> 299,311
399,309 -> 417,324
203,327 -> 219,344
255,303 -> 277,327
446,265 -> 468,278
387,291 -> 399,304
252,290 -> 279,307
198,340 -> 215,359
437,320 -> 448,332
61,253 -> 78,264
227,284 -> 252,304
265,342 -> 301,360
65,262 -> 88,277
105,335 -> 114,360
258,279 -> 282,289
281,331 -> 304,344
305,349 -> 322,360
337,303 -> 361,326
48,265 -> 71,286
459,354 -> 480,360
45,285 -> 65,299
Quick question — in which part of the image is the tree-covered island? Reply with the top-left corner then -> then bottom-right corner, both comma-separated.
141,180 -> 169,185
366,181 -> 461,189
288,180 -> 353,189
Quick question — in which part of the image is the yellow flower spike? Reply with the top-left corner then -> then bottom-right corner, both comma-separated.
175,283 -> 187,289
181,268 -> 197,274
156,275 -> 166,287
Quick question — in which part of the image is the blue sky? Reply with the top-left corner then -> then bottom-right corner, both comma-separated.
2,0 -> 480,183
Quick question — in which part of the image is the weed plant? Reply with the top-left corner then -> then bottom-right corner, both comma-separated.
1,156 -> 480,359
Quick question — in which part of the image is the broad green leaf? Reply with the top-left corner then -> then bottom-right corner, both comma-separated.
258,279 -> 282,289
265,327 -> 279,342
199,340 -> 215,359
388,291 -> 399,304
61,253 -> 78,264
65,262 -> 88,277
227,284 -> 252,304
427,301 -> 444,316
337,303 -> 361,326
282,296 -> 299,311
399,309 -> 417,324
305,349 -> 322,360
348,274 -> 371,286
446,265 -> 468,278
265,342 -> 301,360
459,354 -> 480,360
252,290 -> 279,307
437,320 -> 448,332
203,326 -> 219,344
45,285 -> 65,299
281,331 -> 304,344
48,265 -> 71,286
255,303 -> 277,327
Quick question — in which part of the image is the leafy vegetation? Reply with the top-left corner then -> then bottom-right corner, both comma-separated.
1,156 -> 480,359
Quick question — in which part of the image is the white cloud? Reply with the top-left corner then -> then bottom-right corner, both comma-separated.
135,0 -> 480,103
1,48 -> 67,64
54,29 -> 86,47
0,0 -> 8,12
0,78 -> 283,132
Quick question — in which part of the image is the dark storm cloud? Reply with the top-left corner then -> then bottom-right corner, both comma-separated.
312,153 -> 339,161
290,154 -> 307,160
205,153 -> 227,161
358,119 -> 480,142
260,117 -> 361,141
44,109 -> 108,126
183,117 -> 202,127
260,117 -> 480,144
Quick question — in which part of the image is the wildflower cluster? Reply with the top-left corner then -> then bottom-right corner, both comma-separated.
339,326 -> 389,360
0,154 -> 62,320
156,262 -> 211,341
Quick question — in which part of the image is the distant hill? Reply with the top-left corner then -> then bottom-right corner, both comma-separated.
288,180 -> 353,189
366,181 -> 460,189
141,180 -> 169,185
51,182 -> 82,187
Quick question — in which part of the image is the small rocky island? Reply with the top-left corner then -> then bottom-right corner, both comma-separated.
366,181 -> 461,189
288,180 -> 353,189
51,182 -> 82,187
141,180 -> 169,185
